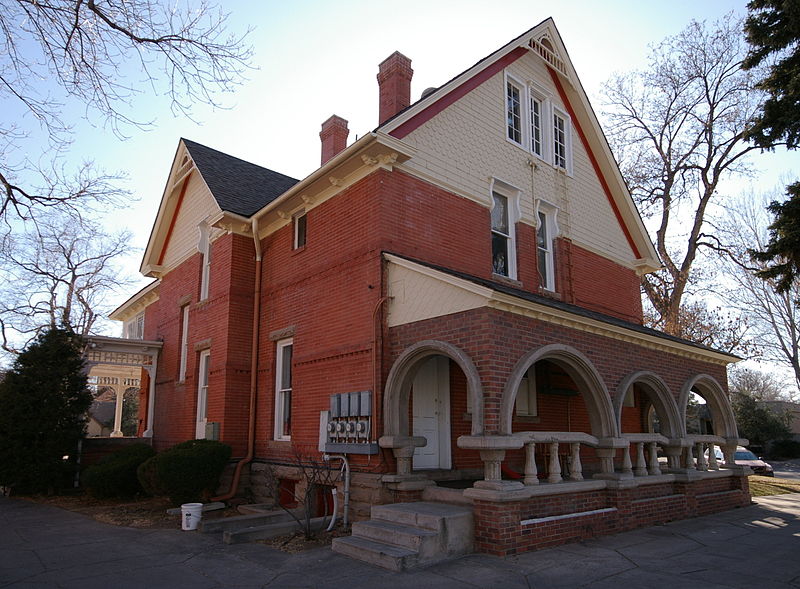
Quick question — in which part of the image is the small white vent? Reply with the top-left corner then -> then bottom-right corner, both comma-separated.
529,38 -> 568,78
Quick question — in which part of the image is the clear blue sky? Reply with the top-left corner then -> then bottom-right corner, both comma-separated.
49,0 -> 794,313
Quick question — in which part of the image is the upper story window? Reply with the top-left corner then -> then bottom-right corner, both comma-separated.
491,192 -> 512,277
506,80 -> 523,144
536,202 -> 558,292
124,312 -> 144,340
552,108 -> 571,171
198,222 -> 211,301
274,338 -> 293,441
293,211 -> 307,249
504,74 -> 572,173
530,94 -> 543,157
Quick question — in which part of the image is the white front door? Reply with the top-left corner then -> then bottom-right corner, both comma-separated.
412,356 -> 451,470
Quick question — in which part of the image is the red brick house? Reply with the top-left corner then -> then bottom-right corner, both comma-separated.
110,18 -> 750,564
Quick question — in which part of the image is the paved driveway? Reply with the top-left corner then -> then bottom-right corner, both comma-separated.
1,494 -> 800,588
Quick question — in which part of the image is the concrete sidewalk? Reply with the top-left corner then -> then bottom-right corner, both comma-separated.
1,494 -> 799,589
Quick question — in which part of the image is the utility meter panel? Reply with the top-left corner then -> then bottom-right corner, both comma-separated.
323,391 -> 379,454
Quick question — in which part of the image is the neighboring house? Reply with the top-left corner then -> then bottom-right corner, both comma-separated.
762,400 -> 800,442
109,19 -> 751,558
86,401 -> 115,437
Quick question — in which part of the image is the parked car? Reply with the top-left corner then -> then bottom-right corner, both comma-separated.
708,446 -> 774,476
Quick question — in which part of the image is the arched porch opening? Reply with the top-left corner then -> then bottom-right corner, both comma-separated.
614,371 -> 681,439
500,344 -> 616,439
679,374 -> 738,439
382,340 -> 483,473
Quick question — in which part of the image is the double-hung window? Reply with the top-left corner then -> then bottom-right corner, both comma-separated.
199,223 -> 212,301
503,74 -> 572,173
506,80 -> 523,144
552,108 -> 570,171
491,192 -> 512,277
293,211 -> 307,249
515,368 -> 538,417
537,206 -> 556,291
274,339 -> 293,441
178,305 -> 190,382
196,350 -> 210,439
530,94 -> 544,158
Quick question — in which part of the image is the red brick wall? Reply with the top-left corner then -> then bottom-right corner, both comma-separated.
472,474 -> 750,556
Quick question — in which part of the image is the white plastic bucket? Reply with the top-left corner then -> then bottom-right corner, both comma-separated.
181,502 -> 203,531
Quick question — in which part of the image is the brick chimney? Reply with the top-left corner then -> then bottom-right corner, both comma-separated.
377,51 -> 413,125
319,115 -> 349,165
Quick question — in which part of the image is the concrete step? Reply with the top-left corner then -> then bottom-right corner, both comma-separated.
331,535 -> 418,572
351,519 -> 438,556
199,510 -> 293,534
223,516 -> 328,544
422,485 -> 474,506
333,502 -> 474,571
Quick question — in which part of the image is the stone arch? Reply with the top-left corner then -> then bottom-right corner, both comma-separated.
383,340 -> 484,437
679,374 -> 738,438
500,344 -> 617,438
614,371 -> 681,439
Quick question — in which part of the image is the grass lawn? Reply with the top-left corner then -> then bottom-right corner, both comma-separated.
749,475 -> 800,497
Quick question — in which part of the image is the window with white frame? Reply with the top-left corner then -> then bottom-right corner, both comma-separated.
537,208 -> 556,291
503,74 -> 572,172
515,367 -> 538,416
491,191 -> 514,278
552,108 -> 571,171
274,338 -> 293,440
293,211 -> 307,249
530,94 -> 544,157
178,305 -> 189,382
506,79 -> 523,144
199,223 -> 211,301
196,349 -> 210,439
125,312 -> 144,340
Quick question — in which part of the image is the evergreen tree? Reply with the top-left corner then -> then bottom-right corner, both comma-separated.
0,326 -> 92,494
743,0 -> 800,292
732,392 -> 793,449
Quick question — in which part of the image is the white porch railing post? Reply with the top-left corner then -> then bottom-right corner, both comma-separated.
633,442 -> 648,476
524,442 -> 539,486
647,442 -> 661,476
569,442 -> 583,481
547,442 -> 562,484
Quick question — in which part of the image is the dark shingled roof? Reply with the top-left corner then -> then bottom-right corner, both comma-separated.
386,252 -> 739,360
182,138 -> 299,217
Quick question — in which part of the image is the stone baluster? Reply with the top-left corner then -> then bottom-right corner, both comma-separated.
393,446 -> 415,476
722,443 -> 737,466
633,442 -> 648,476
596,448 -> 616,476
685,444 -> 695,471
621,445 -> 633,476
479,450 -> 505,483
524,442 -> 539,485
696,442 -> 708,471
568,442 -> 583,481
647,442 -> 661,476
548,442 -> 562,483
707,444 -> 719,470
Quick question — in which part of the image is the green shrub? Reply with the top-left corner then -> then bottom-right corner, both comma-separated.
769,439 -> 800,460
83,444 -> 156,499
137,440 -> 232,505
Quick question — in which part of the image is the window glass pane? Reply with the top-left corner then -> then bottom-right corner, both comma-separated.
295,214 -> 307,248
530,97 -> 542,155
282,391 -> 292,436
491,193 -> 508,234
506,82 -> 522,143
553,113 -> 567,168
492,232 -> 508,276
281,344 -> 293,390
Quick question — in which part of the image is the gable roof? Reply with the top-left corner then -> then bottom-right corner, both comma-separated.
182,139 -> 299,217
376,18 -> 660,272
